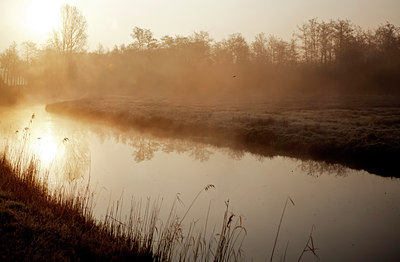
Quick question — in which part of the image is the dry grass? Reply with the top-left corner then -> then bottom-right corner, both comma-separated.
0,124 -> 248,261
46,95 -> 400,177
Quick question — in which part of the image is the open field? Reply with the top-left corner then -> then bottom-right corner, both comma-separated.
46,95 -> 400,177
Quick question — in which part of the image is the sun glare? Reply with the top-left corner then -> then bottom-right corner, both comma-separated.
34,134 -> 59,166
24,0 -> 62,36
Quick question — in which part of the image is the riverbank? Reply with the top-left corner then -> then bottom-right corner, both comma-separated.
0,149 -> 247,261
0,155 -> 152,261
46,95 -> 400,177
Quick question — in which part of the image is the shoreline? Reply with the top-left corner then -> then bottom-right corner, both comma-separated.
46,95 -> 400,177
0,155 -> 152,261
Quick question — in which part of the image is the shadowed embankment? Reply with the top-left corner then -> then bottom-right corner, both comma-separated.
0,155 -> 152,261
46,95 -> 400,178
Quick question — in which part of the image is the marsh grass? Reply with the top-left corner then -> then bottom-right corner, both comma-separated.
102,188 -> 247,261
0,114 -> 321,261
46,95 -> 400,177
270,197 -> 295,262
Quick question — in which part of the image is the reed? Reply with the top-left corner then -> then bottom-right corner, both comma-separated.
0,115 -> 318,261
0,124 -> 247,261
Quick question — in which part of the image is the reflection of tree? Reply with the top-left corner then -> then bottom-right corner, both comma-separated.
221,148 -> 246,161
128,135 -> 215,163
130,138 -> 160,162
297,160 -> 348,177
189,145 -> 212,162
161,140 -> 187,154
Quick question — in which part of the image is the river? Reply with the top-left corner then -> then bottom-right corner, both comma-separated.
1,104 -> 399,261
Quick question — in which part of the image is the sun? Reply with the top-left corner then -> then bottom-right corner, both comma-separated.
24,0 -> 62,36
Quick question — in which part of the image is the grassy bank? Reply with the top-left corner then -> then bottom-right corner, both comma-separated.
0,154 -> 153,261
46,95 -> 400,177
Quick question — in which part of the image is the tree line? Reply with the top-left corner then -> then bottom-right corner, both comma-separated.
1,5 -> 399,98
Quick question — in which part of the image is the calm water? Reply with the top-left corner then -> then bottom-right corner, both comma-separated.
1,104 -> 399,261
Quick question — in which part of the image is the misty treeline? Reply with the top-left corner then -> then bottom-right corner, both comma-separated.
1,14 -> 400,99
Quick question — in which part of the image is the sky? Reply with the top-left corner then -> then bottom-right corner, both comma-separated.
1,0 -> 399,51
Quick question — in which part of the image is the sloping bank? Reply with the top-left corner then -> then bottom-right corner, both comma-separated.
46,96 -> 400,177
0,152 -> 248,261
0,155 -> 152,261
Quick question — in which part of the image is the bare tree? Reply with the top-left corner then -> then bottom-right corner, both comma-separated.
375,22 -> 400,53
130,27 -> 158,50
252,33 -> 270,64
189,31 -> 213,61
21,41 -> 38,64
0,42 -> 21,85
225,33 -> 250,64
332,19 -> 354,61
268,35 -> 290,65
50,4 -> 88,55
318,21 -> 334,64
211,41 -> 233,64
297,18 -> 320,63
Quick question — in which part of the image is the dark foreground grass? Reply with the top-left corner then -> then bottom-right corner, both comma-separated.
0,155 -> 152,261
46,95 -> 400,177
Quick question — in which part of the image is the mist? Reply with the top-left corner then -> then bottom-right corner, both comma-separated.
1,5 -> 400,261
1,19 -> 399,103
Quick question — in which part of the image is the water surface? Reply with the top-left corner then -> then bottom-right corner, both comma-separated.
1,104 -> 399,261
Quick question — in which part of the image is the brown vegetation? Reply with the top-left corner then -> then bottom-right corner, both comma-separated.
0,154 -> 152,261
46,95 -> 400,177
0,145 -> 247,261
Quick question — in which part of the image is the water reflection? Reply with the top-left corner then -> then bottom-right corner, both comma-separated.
0,104 -> 352,179
297,160 -> 349,177
130,137 -> 214,163
1,105 -> 400,261
1,106 -> 90,183
60,138 -> 90,182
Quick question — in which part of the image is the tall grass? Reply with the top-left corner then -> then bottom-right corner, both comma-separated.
102,188 -> 247,261
0,114 -> 320,261
0,116 -> 247,261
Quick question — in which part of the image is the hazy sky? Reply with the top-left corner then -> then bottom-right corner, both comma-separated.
1,0 -> 399,51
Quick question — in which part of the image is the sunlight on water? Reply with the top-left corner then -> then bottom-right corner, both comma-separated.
33,133 -> 58,166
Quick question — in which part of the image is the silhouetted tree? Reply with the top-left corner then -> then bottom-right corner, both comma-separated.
189,31 -> 213,62
225,33 -> 250,64
374,22 -> 400,54
130,27 -> 158,50
297,18 -> 320,63
332,19 -> 354,62
20,41 -> 38,64
287,38 -> 299,64
95,43 -> 106,55
13,17 -> 400,97
49,4 -> 88,55
211,41 -> 233,64
317,21 -> 334,64
268,36 -> 290,65
251,33 -> 270,64
0,42 -> 21,85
